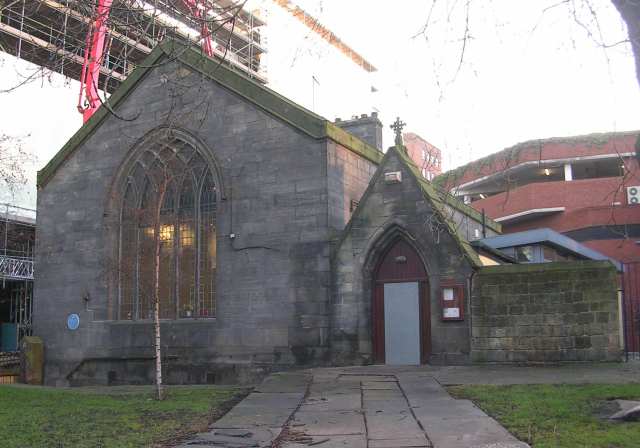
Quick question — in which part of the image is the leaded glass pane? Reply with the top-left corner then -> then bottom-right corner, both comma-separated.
199,171 -> 217,317
118,136 -> 217,320
119,183 -> 137,320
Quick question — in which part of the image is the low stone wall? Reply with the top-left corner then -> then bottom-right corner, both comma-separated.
471,261 -> 621,363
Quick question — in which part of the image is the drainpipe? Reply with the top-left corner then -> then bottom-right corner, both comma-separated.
468,269 -> 477,362
481,209 -> 487,239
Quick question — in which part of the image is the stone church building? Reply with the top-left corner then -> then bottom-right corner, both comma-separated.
34,42 -> 621,386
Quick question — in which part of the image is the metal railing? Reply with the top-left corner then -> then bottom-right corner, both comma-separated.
0,204 -> 35,281
0,256 -> 34,281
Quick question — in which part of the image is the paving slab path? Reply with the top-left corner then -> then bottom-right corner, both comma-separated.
280,369 -> 528,448
176,365 -> 541,448
175,371 -> 312,448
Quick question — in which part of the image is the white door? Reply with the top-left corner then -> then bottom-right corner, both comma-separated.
384,282 -> 420,365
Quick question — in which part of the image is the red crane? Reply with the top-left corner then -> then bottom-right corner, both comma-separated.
77,0 -> 113,122
78,0 -> 214,123
183,0 -> 215,57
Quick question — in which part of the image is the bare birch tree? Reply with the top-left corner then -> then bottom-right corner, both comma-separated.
0,133 -> 34,197
151,171 -> 171,401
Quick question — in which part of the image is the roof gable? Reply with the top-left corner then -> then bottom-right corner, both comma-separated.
393,146 -> 501,234
37,40 -> 383,188
391,147 -> 484,267
340,145 -> 498,268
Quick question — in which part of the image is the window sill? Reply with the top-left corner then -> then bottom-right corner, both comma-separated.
106,317 -> 217,324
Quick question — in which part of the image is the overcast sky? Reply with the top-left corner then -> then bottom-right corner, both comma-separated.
1,0 -> 639,209
267,0 -> 640,163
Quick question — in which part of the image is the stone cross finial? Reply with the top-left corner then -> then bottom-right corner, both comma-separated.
390,117 -> 406,146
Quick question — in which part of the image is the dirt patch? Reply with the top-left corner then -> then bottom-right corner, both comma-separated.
593,400 -> 622,420
156,387 -> 252,447
212,388 -> 252,419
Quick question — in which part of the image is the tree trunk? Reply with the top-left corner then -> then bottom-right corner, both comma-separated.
612,0 -> 640,88
153,181 -> 167,401
154,281 -> 163,400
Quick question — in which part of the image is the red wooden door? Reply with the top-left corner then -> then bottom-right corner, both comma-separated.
372,239 -> 430,364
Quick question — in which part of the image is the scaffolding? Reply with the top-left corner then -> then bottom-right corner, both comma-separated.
0,256 -> 33,281
0,204 -> 35,353
0,0 -> 267,96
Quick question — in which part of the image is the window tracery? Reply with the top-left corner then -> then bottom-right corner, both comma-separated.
117,136 -> 217,320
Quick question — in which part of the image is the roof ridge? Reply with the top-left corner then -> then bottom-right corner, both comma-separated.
393,146 -> 501,233
390,145 -> 484,268
37,39 -> 383,188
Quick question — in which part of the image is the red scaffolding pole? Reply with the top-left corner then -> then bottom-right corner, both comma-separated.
184,0 -> 214,58
77,0 -> 113,122
78,0 -> 214,122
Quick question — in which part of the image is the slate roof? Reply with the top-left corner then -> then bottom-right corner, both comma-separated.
37,40 -> 383,188
394,147 -> 501,234
474,228 -> 623,271
393,146 -> 500,268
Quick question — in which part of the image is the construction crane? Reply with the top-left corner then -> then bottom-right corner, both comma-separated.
271,0 -> 377,73
76,0 -> 374,121
78,0 -> 217,122
77,0 -> 113,122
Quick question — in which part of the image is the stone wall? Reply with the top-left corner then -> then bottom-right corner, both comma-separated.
471,261 -> 621,363
331,148 -> 477,365
34,57 -> 377,386
327,141 -> 378,232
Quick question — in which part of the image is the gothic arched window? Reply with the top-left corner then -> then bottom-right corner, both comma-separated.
118,135 -> 218,320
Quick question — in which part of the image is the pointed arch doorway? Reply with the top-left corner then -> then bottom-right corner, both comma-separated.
372,238 -> 430,365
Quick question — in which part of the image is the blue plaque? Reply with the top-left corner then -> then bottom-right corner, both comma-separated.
67,313 -> 80,331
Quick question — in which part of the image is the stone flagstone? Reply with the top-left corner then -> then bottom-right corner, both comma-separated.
176,366 -> 532,448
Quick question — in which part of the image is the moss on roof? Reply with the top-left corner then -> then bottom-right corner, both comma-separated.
393,146 -> 500,268
393,146 -> 501,233
37,40 -> 383,188
335,145 -> 494,269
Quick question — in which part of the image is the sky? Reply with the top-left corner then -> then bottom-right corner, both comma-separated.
261,0 -> 640,163
1,0 -> 639,209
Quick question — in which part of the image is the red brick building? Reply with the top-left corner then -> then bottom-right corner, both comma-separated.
403,132 -> 442,181
436,131 -> 640,263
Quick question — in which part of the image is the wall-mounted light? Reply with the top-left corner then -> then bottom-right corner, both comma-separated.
544,168 -> 551,176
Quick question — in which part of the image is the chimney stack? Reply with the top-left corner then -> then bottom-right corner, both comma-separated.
334,112 -> 383,150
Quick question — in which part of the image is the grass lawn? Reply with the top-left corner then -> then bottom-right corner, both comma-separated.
449,383 -> 640,448
0,384 -> 248,448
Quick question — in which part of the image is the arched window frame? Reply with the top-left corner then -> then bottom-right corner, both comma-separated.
113,129 -> 222,321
